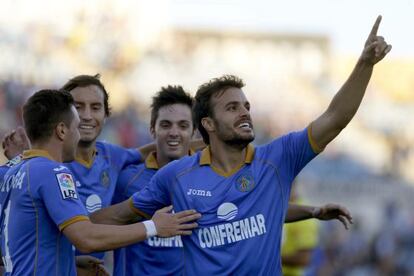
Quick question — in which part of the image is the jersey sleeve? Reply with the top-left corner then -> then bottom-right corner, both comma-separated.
265,127 -> 317,180
107,143 -> 142,170
130,166 -> 172,217
34,165 -> 88,231
112,165 -> 142,204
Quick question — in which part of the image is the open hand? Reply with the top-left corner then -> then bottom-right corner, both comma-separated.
313,203 -> 353,230
152,205 -> 201,237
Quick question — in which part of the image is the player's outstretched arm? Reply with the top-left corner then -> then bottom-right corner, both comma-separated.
285,203 -> 353,229
89,199 -> 140,225
2,126 -> 30,159
64,206 -> 200,253
310,15 -> 391,151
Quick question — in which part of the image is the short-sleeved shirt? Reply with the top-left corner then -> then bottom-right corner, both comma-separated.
113,152 -> 183,276
131,128 -> 318,275
0,150 -> 88,276
66,141 -> 142,258
0,155 -> 23,185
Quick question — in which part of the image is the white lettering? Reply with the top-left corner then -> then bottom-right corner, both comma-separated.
147,236 -> 183,247
257,214 -> 266,234
186,188 -> 212,197
233,221 -> 242,242
239,218 -> 252,239
197,214 -> 267,248
225,223 -> 235,243
250,216 -> 260,236
1,172 -> 25,193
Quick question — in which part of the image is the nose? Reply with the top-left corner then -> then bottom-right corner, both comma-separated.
168,125 -> 180,137
80,106 -> 93,121
240,105 -> 250,117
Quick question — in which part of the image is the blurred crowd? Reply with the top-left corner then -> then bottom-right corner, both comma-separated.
2,2 -> 414,274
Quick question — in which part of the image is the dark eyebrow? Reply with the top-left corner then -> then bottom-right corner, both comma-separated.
224,101 -> 240,108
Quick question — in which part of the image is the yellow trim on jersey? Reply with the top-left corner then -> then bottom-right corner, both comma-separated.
307,124 -> 323,154
59,216 -> 90,231
199,144 -> 254,165
75,148 -> 97,168
199,144 -> 255,177
128,198 -> 151,219
22,149 -> 55,160
145,150 -> 195,170
145,152 -> 159,169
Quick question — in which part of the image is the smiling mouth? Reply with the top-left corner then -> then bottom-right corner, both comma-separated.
237,122 -> 252,129
167,141 -> 180,146
79,125 -> 95,130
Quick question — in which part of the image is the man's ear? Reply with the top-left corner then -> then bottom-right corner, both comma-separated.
201,117 -> 215,133
150,125 -> 156,140
55,122 -> 66,141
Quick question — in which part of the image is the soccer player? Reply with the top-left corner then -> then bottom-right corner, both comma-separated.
111,85 -> 195,276
0,89 -> 200,275
92,16 -> 390,275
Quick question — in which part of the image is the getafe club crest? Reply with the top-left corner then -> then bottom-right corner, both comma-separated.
236,174 -> 255,192
101,170 -> 110,187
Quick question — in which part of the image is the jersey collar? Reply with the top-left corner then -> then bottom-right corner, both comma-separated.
75,148 -> 97,168
22,149 -> 55,160
199,144 -> 255,166
146,149 -> 195,170
145,152 -> 159,169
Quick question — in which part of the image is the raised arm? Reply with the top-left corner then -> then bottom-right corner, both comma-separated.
2,127 -> 30,159
311,15 -> 391,150
285,203 -> 353,229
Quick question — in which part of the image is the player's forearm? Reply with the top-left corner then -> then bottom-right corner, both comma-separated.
76,222 -> 147,253
89,201 -> 136,225
325,59 -> 374,129
137,143 -> 156,160
285,204 -> 317,223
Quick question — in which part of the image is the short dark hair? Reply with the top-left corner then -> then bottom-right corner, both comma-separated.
150,85 -> 194,129
23,89 -> 74,143
193,75 -> 245,144
61,74 -> 111,116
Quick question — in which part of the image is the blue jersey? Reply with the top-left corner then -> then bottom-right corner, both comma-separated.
131,128 -> 318,275
0,150 -> 88,276
66,141 -> 142,258
0,156 -> 23,184
113,152 -> 183,276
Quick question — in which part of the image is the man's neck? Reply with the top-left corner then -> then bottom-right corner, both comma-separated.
76,141 -> 96,162
31,141 -> 62,162
209,139 -> 247,174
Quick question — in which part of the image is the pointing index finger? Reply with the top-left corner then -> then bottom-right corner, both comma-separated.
369,15 -> 382,37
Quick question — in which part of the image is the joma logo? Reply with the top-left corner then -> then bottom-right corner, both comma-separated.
187,188 -> 212,197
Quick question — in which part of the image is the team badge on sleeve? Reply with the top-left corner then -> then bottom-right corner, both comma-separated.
56,173 -> 78,199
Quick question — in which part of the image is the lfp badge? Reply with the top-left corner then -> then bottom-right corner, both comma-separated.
236,174 -> 255,192
56,173 -> 78,199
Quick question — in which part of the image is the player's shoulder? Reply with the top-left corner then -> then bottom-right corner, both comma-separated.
255,128 -> 309,155
120,162 -> 146,178
27,157 -> 71,177
96,141 -> 138,158
157,154 -> 199,177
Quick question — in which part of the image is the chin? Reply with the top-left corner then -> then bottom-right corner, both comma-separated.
79,138 -> 96,147
62,156 -> 75,163
166,152 -> 185,161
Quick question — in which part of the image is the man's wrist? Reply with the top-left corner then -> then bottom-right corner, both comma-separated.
311,207 -> 321,219
142,220 -> 157,238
